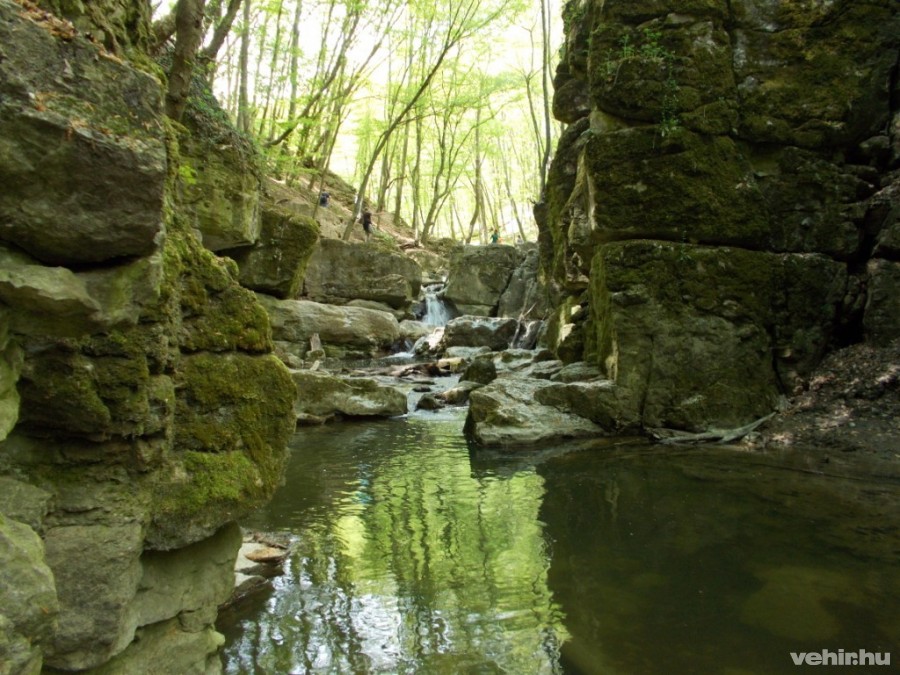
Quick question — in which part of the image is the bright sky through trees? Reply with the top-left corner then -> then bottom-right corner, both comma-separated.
156,0 -> 562,244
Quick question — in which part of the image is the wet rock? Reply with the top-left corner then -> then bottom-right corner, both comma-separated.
439,380 -> 485,405
461,356 -> 497,385
292,370 -> 407,422
465,378 -> 608,446
442,316 -> 519,352
257,294 -> 401,361
415,393 -> 444,411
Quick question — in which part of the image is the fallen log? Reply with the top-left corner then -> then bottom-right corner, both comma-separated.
648,412 -> 776,445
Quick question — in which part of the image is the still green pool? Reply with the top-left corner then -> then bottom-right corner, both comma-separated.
218,408 -> 899,674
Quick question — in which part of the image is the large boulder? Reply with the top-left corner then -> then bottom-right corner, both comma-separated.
256,294 -> 401,362
497,245 -> 550,319
442,316 -> 519,352
292,370 -> 408,422
303,238 -> 422,310
465,378 -> 608,446
0,0 -> 166,265
443,245 -> 522,316
231,192 -> 320,298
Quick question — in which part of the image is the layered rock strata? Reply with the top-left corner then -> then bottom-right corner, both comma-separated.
0,0 -> 297,670
536,0 -> 900,433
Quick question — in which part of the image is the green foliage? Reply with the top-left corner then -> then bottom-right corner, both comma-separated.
602,26 -> 681,138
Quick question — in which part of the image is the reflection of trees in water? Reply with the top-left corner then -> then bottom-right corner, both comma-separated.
224,416 -> 568,674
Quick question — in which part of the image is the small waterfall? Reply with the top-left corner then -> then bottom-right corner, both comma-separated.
510,319 -> 543,350
421,284 -> 453,327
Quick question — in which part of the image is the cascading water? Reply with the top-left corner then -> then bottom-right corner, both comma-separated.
421,284 -> 453,327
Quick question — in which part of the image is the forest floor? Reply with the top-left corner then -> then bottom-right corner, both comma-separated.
264,170 -> 417,245
750,339 -> 900,480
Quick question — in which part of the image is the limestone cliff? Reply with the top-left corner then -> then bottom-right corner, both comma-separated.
539,0 -> 900,432
0,0 -> 299,671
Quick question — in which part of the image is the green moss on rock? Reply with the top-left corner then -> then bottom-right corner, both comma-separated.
174,352 -> 295,482
585,127 -> 769,247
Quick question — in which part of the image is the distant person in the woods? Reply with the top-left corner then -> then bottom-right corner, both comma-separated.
361,210 -> 372,242
318,191 -> 331,207
490,229 -> 500,244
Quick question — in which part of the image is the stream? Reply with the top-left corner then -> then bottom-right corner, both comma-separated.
217,384 -> 899,674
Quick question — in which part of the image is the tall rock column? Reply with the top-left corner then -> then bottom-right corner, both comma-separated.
539,0 -> 900,431
0,0 -> 296,670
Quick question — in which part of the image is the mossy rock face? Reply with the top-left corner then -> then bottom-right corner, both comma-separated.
232,206 -> 320,299
150,352 -> 295,549
177,74 -> 263,253
588,241 -> 845,430
0,315 -> 23,442
168,229 -> 272,354
0,514 -> 59,674
16,332 -> 174,441
864,259 -> 900,347
0,0 -> 166,265
732,2 -> 898,149
585,127 -> 769,247
587,0 -> 727,23
541,118 -> 591,284
37,0 -> 154,53
589,15 -> 736,133
752,146 -> 869,258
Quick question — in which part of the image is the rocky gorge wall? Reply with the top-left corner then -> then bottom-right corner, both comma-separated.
539,0 -> 900,432
0,0 -> 299,671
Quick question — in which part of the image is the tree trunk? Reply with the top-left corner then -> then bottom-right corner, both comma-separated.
165,0 -> 207,122
236,0 -> 251,133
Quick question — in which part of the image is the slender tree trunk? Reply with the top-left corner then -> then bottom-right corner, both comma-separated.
538,0 -> 553,193
165,0 -> 207,122
465,106 -> 483,243
201,0 -> 243,64
411,109 -> 423,241
393,118 -> 410,225
257,0 -> 284,136
236,0 -> 251,133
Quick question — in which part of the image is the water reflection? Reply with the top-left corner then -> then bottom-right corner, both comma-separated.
219,416 -> 900,674
221,409 -> 567,674
539,448 -> 900,675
